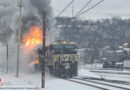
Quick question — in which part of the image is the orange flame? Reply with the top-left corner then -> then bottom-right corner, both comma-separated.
22,26 -> 43,50
22,25 -> 43,66
29,59 -> 39,66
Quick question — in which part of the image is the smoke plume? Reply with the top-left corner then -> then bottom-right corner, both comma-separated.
0,0 -> 54,42
0,0 -> 54,73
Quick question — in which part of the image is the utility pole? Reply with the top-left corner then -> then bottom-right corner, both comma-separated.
42,13 -> 46,88
72,0 -> 74,17
6,44 -> 8,73
16,0 -> 22,77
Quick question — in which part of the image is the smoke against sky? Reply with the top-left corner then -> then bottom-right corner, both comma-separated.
0,0 -> 54,73
0,0 -> 54,43
51,0 -> 130,19
0,0 -> 17,43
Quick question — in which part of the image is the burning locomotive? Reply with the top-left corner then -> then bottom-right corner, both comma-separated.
22,25 -> 78,78
36,41 -> 78,78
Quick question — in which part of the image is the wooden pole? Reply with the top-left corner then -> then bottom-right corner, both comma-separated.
42,13 -> 46,88
6,44 -> 8,73
16,0 -> 22,77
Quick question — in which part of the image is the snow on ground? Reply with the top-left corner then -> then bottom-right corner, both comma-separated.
91,69 -> 130,74
92,71 -> 130,82
78,69 -> 100,78
84,64 -> 103,70
45,78 -> 99,90
0,70 -> 98,90
79,65 -> 130,82
1,67 -> 130,90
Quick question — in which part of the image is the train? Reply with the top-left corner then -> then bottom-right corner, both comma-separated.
35,41 -> 78,78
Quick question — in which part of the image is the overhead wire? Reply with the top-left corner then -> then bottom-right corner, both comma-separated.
75,0 -> 104,18
56,0 -> 74,17
47,0 -> 74,35
75,0 -> 92,17
48,0 -> 104,35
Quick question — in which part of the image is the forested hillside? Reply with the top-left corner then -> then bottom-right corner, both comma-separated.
56,17 -> 130,49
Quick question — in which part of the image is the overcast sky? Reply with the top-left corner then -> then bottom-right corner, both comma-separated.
51,0 -> 130,19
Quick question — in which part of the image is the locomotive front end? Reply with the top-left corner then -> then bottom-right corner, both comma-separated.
47,41 -> 78,78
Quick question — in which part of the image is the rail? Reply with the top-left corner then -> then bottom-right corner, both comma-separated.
73,77 -> 130,90
65,79 -> 109,90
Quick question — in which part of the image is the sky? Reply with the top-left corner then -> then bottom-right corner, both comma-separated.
51,0 -> 130,19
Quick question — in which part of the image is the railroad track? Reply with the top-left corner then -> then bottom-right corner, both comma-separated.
65,77 -> 130,90
66,79 -> 109,90
80,76 -> 130,85
98,74 -> 130,79
91,70 -> 130,75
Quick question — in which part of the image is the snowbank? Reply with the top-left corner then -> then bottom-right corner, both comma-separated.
78,69 -> 100,78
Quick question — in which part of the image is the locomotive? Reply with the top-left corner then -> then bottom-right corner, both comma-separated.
36,41 -> 78,78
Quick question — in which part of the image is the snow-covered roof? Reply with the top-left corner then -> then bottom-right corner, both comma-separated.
118,46 -> 122,49
123,43 -> 128,46
116,50 -> 122,53
124,48 -> 130,51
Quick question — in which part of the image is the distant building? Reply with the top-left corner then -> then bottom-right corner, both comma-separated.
78,48 -> 98,64
122,43 -> 128,49
121,43 -> 130,69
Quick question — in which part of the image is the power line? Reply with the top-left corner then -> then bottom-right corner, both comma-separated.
75,0 -> 104,18
57,0 -> 73,17
48,0 -> 104,35
75,0 -> 92,17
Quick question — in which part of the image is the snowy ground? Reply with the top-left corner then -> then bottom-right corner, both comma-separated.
91,69 -> 130,82
1,66 -> 130,90
0,70 -> 99,90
